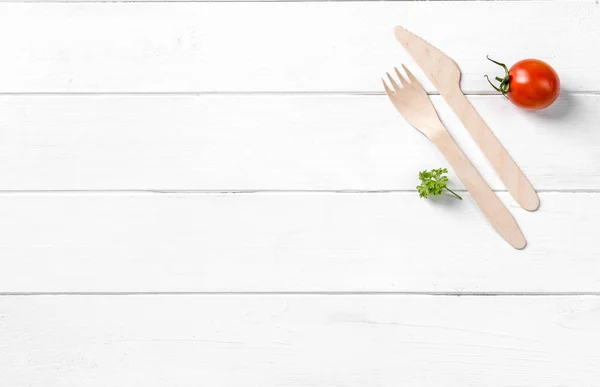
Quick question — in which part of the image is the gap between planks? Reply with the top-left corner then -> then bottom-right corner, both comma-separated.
1,91 -> 600,96
0,0 -> 584,2
0,189 -> 597,195
3,292 -> 600,296
0,0 -> 588,3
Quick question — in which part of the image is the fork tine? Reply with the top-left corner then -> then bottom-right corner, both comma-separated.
394,67 -> 409,87
382,78 -> 394,97
401,64 -> 418,83
386,73 -> 401,92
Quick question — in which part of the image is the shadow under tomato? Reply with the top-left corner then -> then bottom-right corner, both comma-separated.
531,89 -> 577,121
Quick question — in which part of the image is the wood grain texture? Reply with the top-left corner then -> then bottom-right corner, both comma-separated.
0,192 -> 598,293
444,88 -> 541,210
0,2 -> 598,92
1,295 -> 599,386
384,67 -> 526,248
394,26 -> 539,210
0,94 -> 597,191
433,131 -> 526,249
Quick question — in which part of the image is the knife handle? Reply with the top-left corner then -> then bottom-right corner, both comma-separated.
446,89 -> 540,211
433,130 -> 527,249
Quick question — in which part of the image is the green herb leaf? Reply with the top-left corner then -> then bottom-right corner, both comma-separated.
416,168 -> 462,200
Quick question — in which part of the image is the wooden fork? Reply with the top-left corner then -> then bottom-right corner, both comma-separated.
383,65 -> 526,249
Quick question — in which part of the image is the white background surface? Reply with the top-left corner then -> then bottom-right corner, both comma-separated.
1,1 -> 599,386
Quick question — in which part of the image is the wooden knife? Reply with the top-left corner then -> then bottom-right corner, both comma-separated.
394,26 -> 540,211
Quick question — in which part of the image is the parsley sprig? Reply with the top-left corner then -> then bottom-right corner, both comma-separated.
416,168 -> 462,200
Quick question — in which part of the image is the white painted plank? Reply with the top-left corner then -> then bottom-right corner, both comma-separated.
0,2 -> 597,92
0,94 -> 596,191
0,0 -> 566,2
1,295 -> 599,386
0,192 -> 598,293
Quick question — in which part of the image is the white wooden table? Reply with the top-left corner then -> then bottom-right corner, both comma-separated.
1,1 -> 599,385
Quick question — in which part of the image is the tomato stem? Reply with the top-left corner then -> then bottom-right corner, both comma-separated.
485,55 -> 511,97
484,75 -> 502,92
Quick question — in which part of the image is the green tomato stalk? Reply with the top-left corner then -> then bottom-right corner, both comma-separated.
484,55 -> 511,96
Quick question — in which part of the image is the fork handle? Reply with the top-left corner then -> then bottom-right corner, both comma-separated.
445,89 -> 539,211
433,130 -> 526,249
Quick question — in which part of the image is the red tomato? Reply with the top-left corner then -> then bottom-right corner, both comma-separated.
485,57 -> 560,110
